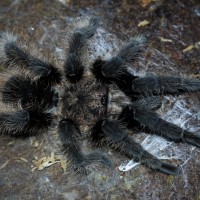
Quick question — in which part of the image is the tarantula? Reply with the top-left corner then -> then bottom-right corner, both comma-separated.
0,17 -> 200,176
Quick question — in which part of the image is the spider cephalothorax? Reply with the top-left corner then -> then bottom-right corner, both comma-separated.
0,17 -> 200,175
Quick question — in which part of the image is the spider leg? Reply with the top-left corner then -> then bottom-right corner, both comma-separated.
92,33 -> 200,97
1,74 -> 58,110
132,76 -> 200,96
95,65 -> 200,99
64,17 -> 100,83
91,35 -> 147,96
91,119 -> 180,175
100,68 -> 200,99
117,97 -> 161,132
0,32 -> 62,85
59,119 -> 111,174
118,96 -> 162,131
101,35 -> 147,78
134,96 -> 162,110
0,106 -> 53,137
119,104 -> 200,147
92,35 -> 147,92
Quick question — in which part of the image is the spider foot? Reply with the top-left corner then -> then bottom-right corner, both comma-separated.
183,132 -> 200,148
158,161 -> 181,176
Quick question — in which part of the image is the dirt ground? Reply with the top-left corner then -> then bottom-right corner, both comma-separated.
0,0 -> 200,199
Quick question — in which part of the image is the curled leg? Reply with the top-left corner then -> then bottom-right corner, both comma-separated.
0,32 -> 62,85
59,119 -> 111,174
91,119 -> 180,175
64,17 -> 100,83
120,104 -> 200,147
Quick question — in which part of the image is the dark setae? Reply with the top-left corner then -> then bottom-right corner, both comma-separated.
0,17 -> 200,175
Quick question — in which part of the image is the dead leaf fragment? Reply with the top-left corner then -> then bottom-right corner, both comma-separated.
160,37 -> 173,43
35,152 -> 59,170
183,45 -> 194,52
138,20 -> 150,27
34,152 -> 67,172
195,41 -> 200,49
19,157 -> 28,162
60,160 -> 67,173
139,0 -> 154,7
33,141 -> 39,148
7,141 -> 15,146
35,156 -> 58,170
190,74 -> 200,79
0,160 -> 10,170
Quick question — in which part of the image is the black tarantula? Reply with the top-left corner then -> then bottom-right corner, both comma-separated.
0,17 -> 200,175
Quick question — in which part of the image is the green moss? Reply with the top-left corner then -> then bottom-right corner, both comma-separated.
0,65 -> 5,72
124,176 -> 141,191
166,175 -> 174,184
94,173 -> 107,183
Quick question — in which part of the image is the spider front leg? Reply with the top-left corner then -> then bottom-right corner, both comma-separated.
91,119 -> 180,175
64,17 -> 100,83
101,34 -> 147,78
1,74 -> 58,110
92,35 -> 146,96
0,105 -> 53,137
92,34 -> 200,97
119,103 -> 200,147
59,119 -> 111,174
0,32 -> 62,85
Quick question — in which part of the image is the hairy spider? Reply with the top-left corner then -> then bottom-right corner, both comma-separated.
0,17 -> 200,175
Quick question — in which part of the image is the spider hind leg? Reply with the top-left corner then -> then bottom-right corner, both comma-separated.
59,119 -> 111,174
132,76 -> 200,95
120,104 -> 200,147
92,119 -> 180,175
118,97 -> 162,131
